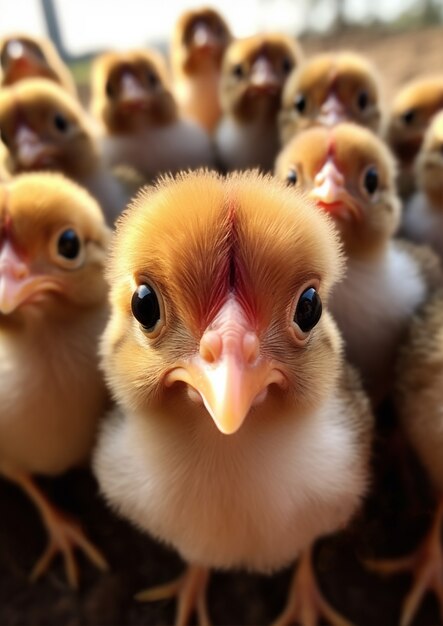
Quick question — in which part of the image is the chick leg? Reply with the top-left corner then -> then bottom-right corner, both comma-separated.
366,499 -> 443,626
135,564 -> 210,626
272,548 -> 352,626
3,467 -> 108,587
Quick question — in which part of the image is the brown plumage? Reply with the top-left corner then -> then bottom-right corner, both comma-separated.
93,170 -> 373,625
279,51 -> 383,146
0,172 -> 111,586
171,6 -> 232,132
214,34 -> 303,172
0,33 -> 77,97
0,78 -> 127,224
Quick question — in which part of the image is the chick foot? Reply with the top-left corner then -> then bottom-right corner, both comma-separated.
272,548 -> 352,626
135,564 -> 210,626
366,500 -> 443,626
4,468 -> 108,587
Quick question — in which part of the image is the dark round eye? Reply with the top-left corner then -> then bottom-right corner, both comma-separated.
147,71 -> 158,88
57,229 -> 81,259
105,80 -> 114,98
0,128 -> 9,148
294,93 -> 306,113
294,287 -> 322,333
357,90 -> 369,111
282,57 -> 293,75
131,283 -> 161,332
286,168 -> 298,186
54,113 -> 69,133
232,63 -> 244,78
402,108 -> 416,125
364,167 -> 379,195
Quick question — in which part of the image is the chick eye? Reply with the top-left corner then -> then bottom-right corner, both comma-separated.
357,90 -> 369,111
363,166 -> 379,195
57,229 -> 81,259
105,80 -> 114,98
282,57 -> 293,75
294,94 -> 306,113
286,168 -> 298,186
402,108 -> 416,125
147,71 -> 158,88
0,128 -> 9,148
294,287 -> 322,333
54,113 -> 69,133
132,283 -> 161,332
232,63 -> 244,79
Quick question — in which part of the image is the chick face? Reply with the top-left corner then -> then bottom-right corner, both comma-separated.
416,110 -> 443,210
220,34 -> 303,123
91,50 -> 177,133
172,7 -> 232,75
0,79 -> 97,177
275,123 -> 400,256
387,76 -> 443,168
0,172 -> 110,319
0,33 -> 76,95
103,170 -> 343,435
279,52 -> 382,144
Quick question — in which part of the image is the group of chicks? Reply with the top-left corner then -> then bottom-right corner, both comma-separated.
1,5 -> 443,626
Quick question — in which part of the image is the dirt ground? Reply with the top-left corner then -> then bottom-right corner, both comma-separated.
1,24 -> 443,626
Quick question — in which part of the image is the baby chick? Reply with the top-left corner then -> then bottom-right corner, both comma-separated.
279,51 -> 382,146
0,78 -> 127,224
214,34 -> 303,172
366,290 -> 443,626
171,6 -> 232,132
0,172 -> 110,586
94,170 -> 373,625
90,49 -> 215,182
386,75 -> 443,199
402,110 -> 443,258
0,33 -> 77,96
275,123 -> 440,403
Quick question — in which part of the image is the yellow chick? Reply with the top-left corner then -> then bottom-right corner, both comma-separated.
0,33 -> 77,97
275,123 -> 440,403
386,75 -> 443,199
0,172 -> 110,586
90,49 -> 215,182
402,110 -> 443,258
171,6 -> 232,132
279,51 -> 383,146
93,170 -> 373,625
214,34 -> 303,172
0,78 -> 127,225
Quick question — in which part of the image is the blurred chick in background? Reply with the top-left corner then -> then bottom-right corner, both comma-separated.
0,79 -> 127,225
275,123 -> 440,404
214,33 -> 303,172
171,6 -> 232,133
401,110 -> 443,258
0,33 -> 77,97
90,48 -> 215,182
94,170 -> 373,626
0,172 -> 110,586
386,75 -> 443,199
279,51 -> 382,146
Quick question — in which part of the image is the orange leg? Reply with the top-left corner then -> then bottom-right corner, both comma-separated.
271,548 -> 352,626
136,564 -> 210,626
4,467 -> 108,587
366,499 -> 443,626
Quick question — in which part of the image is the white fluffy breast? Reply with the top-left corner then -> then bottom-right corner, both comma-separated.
214,117 -> 279,172
402,192 -> 443,259
94,391 -> 368,574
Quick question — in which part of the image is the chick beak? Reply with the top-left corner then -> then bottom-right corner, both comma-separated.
309,160 -> 361,221
250,56 -> 280,93
0,239 -> 59,314
2,40 -> 42,79
119,72 -> 148,105
192,22 -> 218,51
14,125 -> 54,169
318,94 -> 347,126
165,297 -> 286,435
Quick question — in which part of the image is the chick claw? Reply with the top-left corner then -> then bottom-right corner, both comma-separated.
135,565 -> 211,626
272,549 -> 353,626
365,501 -> 443,626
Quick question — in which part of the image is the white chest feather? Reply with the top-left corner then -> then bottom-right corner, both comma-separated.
402,192 -> 443,259
94,392 -> 368,573
330,245 -> 427,396
214,116 -> 279,172
79,167 -> 129,225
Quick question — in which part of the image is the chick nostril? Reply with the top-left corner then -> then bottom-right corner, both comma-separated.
243,332 -> 259,364
200,330 -> 222,363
